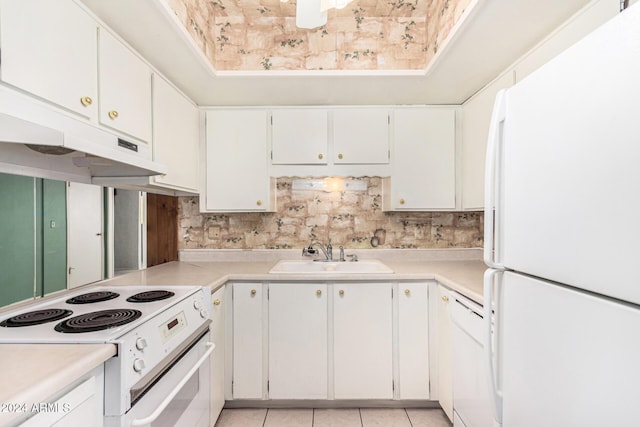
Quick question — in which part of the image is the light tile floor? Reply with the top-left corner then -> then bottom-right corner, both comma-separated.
215,408 -> 452,427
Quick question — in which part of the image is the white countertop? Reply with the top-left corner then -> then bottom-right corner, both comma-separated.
0,344 -> 116,427
0,250 -> 486,424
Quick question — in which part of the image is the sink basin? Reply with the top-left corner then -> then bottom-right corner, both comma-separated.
269,259 -> 394,274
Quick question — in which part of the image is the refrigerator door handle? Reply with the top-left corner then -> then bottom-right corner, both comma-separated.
484,268 -> 503,426
484,90 -> 507,269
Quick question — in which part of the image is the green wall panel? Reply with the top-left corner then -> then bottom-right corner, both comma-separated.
0,173 -> 36,306
42,179 -> 67,295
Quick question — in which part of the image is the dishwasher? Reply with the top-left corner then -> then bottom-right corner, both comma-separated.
451,292 -> 494,427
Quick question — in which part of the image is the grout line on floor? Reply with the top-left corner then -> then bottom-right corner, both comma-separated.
262,408 -> 268,427
404,408 -> 414,427
358,408 -> 364,427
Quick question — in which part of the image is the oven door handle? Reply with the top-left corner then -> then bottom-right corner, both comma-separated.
130,341 -> 215,427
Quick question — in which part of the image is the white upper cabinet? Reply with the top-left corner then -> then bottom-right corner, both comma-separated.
461,72 -> 514,210
0,0 -> 98,120
204,110 -> 274,212
385,108 -> 457,211
151,75 -> 200,193
271,109 -> 328,165
98,29 -> 152,142
333,109 -> 390,165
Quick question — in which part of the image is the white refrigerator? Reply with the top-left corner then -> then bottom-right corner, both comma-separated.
483,3 -> 640,427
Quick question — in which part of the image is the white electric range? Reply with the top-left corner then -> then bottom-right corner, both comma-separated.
0,285 -> 213,427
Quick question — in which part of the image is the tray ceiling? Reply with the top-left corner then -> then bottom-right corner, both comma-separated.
166,0 -> 472,71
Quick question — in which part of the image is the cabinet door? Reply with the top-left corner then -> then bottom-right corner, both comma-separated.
232,283 -> 263,399
390,108 -> 456,210
268,283 -> 328,399
398,283 -> 430,399
333,109 -> 389,164
334,283 -> 393,399
437,284 -> 454,420
98,29 -> 152,142
210,286 -> 225,423
205,110 -> 271,211
0,0 -> 98,120
152,75 -> 200,192
461,72 -> 514,210
271,109 -> 328,164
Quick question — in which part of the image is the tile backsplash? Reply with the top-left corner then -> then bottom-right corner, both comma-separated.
178,177 -> 483,250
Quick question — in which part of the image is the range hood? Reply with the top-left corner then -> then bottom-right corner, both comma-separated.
0,88 -> 166,184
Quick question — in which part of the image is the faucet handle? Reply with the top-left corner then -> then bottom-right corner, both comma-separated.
346,254 -> 358,262
339,246 -> 345,262
302,245 -> 316,257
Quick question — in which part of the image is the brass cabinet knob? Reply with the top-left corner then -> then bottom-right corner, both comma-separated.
318,153 -> 324,160
442,295 -> 449,302
80,96 -> 93,106
316,290 -> 322,296
338,290 -> 344,296
337,153 -> 343,160
256,200 -> 263,206
251,289 -> 257,296
213,299 -> 221,306
108,110 -> 119,120
399,198 -> 405,205
404,289 -> 410,296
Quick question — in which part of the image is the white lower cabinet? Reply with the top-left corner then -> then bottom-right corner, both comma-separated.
268,283 -> 328,399
398,283 -> 430,399
228,281 -> 432,402
21,367 -> 104,427
210,286 -> 225,423
232,283 -> 264,399
437,284 -> 454,420
333,283 -> 393,399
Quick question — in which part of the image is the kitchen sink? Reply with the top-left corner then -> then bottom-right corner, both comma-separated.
269,259 -> 394,274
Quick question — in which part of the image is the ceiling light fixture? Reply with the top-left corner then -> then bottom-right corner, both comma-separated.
295,0 -> 355,29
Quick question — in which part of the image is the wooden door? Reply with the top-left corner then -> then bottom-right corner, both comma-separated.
146,193 -> 177,267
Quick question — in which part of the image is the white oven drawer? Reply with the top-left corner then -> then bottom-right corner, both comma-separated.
104,332 -> 213,427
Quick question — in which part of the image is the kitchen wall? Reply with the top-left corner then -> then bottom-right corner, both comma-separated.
178,177 -> 483,250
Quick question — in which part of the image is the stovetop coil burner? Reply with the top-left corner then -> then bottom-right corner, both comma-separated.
126,290 -> 175,303
0,309 -> 73,328
54,309 -> 142,333
66,291 -> 120,304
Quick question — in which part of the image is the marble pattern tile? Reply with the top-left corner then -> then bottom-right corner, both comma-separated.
214,408 -> 268,426
314,408 -> 362,427
214,408 -> 452,427
166,0 -> 473,70
359,408 -> 412,427
264,408 -> 314,426
406,408 -> 453,426
178,177 -> 483,250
